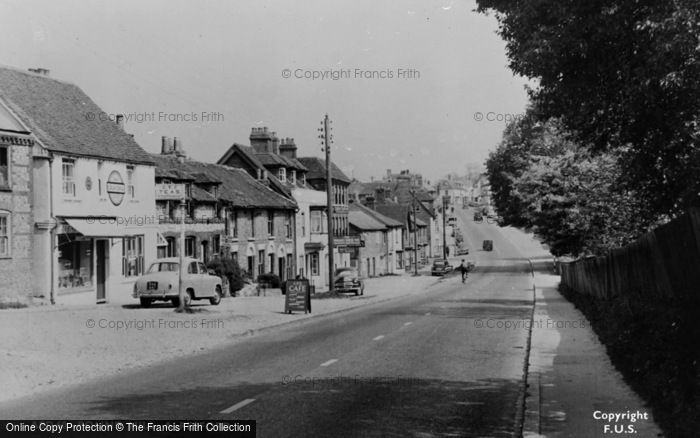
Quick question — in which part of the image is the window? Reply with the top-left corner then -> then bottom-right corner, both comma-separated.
58,234 -> 93,288
122,235 -> 144,277
231,210 -> 238,238
198,262 -> 207,273
302,173 -> 306,186
258,250 -> 265,276
287,254 -> 293,279
188,262 -> 198,274
278,167 -> 286,182
0,212 -> 9,257
213,235 -> 221,254
185,236 -> 196,257
166,237 -> 176,257
300,212 -> 306,237
247,255 -> 254,277
290,170 -> 296,184
269,253 -> 275,274
285,213 -> 292,238
97,161 -> 103,196
311,210 -> 323,234
267,211 -> 274,235
250,211 -> 256,237
310,253 -> 319,276
0,145 -> 10,188
126,165 -> 135,197
62,159 -> 75,196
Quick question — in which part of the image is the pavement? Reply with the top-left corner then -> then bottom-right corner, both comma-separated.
523,273 -> 663,437
0,271 -> 438,404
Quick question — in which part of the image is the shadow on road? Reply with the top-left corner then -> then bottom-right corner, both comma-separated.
83,377 -> 522,437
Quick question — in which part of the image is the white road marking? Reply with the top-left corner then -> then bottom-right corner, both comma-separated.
220,398 -> 255,414
403,322 -> 413,326
320,359 -> 338,367
373,335 -> 385,341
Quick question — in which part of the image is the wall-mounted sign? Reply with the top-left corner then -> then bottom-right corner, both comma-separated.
155,183 -> 186,200
284,279 -> 311,314
106,170 -> 126,206
85,176 -> 92,191
334,236 -> 362,247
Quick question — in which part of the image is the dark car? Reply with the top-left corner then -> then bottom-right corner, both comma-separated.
431,259 -> 453,276
473,211 -> 483,221
483,240 -> 493,251
456,247 -> 469,255
334,268 -> 364,296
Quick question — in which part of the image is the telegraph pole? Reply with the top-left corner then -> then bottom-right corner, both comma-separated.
410,190 -> 419,276
319,114 -> 334,292
442,188 -> 447,260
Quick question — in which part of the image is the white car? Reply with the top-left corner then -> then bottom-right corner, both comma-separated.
132,257 -> 223,307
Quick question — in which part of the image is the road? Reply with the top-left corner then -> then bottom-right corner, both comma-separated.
0,207 -> 550,437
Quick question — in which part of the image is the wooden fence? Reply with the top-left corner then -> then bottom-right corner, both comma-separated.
560,208 -> 700,299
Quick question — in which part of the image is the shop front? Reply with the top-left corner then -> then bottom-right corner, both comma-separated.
55,218 -> 143,303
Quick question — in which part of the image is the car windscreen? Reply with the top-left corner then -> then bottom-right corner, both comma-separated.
335,270 -> 357,279
148,262 -> 179,273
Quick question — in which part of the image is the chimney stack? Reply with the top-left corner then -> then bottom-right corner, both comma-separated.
173,137 -> 185,157
279,137 -> 298,159
116,114 -> 125,130
28,68 -> 50,76
250,126 -> 273,154
161,136 -> 173,154
271,132 -> 280,155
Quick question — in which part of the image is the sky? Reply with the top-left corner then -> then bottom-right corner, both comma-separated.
0,0 -> 531,183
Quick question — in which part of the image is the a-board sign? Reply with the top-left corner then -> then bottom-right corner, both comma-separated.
284,279 -> 311,314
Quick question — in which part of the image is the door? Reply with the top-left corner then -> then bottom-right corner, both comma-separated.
278,257 -> 285,281
96,240 -> 107,303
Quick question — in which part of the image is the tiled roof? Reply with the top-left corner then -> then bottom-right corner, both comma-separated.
349,204 -> 387,231
0,66 -> 154,164
151,154 -> 296,209
217,143 -> 293,197
351,202 -> 403,227
298,156 -> 351,184
375,203 -> 427,228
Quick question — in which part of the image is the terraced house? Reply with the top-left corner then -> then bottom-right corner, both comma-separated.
0,66 -> 158,305
152,142 -> 297,282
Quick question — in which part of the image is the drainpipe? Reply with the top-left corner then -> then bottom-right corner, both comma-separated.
49,155 -> 56,305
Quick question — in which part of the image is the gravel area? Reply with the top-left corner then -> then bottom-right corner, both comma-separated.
0,273 -> 438,403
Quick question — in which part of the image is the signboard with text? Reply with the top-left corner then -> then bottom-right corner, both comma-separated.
155,183 -> 186,200
284,279 -> 311,314
333,236 -> 362,247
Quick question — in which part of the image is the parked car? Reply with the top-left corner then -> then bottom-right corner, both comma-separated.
482,240 -> 494,251
334,268 -> 364,296
473,211 -> 483,221
132,257 -> 223,308
456,247 -> 470,255
431,259 -> 453,276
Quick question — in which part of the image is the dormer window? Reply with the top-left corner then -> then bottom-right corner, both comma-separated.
291,170 -> 296,184
278,167 -> 286,182
62,158 -> 76,196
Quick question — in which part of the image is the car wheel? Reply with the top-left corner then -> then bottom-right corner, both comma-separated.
354,289 -> 359,296
139,297 -> 152,308
210,285 -> 222,305
360,287 -> 364,296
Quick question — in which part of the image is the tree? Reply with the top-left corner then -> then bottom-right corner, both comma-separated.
477,0 -> 700,221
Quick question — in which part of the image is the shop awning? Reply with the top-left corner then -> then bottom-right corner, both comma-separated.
304,242 -> 325,252
65,218 -> 137,237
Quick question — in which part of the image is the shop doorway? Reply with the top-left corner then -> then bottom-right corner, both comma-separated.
96,240 -> 108,303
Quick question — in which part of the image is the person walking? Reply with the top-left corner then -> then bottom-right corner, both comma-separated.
459,259 -> 468,283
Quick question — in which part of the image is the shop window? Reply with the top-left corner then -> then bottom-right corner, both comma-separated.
0,145 -> 10,189
0,212 -> 9,257
58,234 -> 93,289
122,235 -> 144,277
166,237 -> 176,257
62,159 -> 76,196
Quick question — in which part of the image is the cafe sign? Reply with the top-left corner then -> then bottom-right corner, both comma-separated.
106,170 -> 126,206
155,183 -> 186,200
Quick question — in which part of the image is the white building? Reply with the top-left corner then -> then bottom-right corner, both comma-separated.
0,67 -> 158,305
